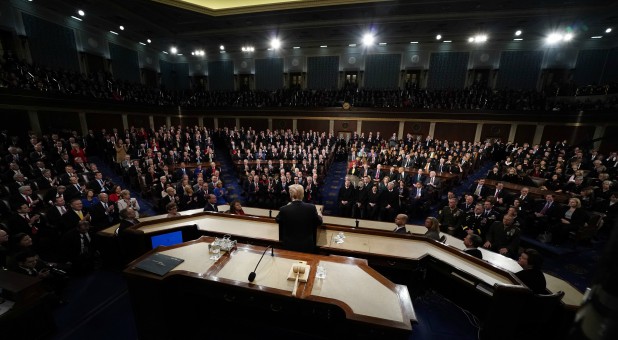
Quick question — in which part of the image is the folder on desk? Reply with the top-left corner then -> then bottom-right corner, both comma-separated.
135,253 -> 184,276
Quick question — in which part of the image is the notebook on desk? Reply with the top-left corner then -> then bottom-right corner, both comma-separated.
135,253 -> 185,276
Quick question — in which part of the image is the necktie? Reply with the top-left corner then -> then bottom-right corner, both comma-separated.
60,206 -> 66,215
430,178 -> 434,185
25,196 -> 32,205
76,210 -> 84,220
81,234 -> 90,254
475,185 -> 481,196
540,202 -> 550,215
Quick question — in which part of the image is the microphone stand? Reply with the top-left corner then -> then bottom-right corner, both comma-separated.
248,245 -> 274,282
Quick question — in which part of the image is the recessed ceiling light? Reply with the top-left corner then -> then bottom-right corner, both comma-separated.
410,41 -> 418,44
443,40 -> 452,43
177,53 -> 183,56
170,47 -> 177,54
71,16 -> 82,21
109,31 -> 118,35
219,45 -> 225,50
162,51 -> 168,54
436,34 -> 442,40
591,36 -> 603,39
513,38 -> 523,41
77,10 -> 85,16
270,38 -> 281,49
267,48 -> 273,51
564,33 -> 573,41
362,33 -> 375,46
515,30 -> 522,36
119,25 -> 124,31
320,45 -> 327,48
139,42 -> 146,45
468,37 -> 474,42
147,39 -> 152,43
293,46 -> 300,49
606,28 -> 612,33
378,42 -> 387,45
349,43 -> 356,47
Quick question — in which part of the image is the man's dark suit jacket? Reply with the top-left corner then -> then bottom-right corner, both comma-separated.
464,248 -> 483,259
276,200 -> 322,253
204,203 -> 219,212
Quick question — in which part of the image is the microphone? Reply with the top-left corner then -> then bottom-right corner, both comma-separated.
248,245 -> 274,282
355,218 -> 359,228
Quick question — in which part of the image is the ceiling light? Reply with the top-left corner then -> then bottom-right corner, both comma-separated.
546,33 -> 563,44
270,38 -> 281,49
177,53 -> 183,56
191,52 -> 195,55
378,42 -> 387,45
348,43 -> 356,47
109,31 -> 118,35
410,41 -> 418,44
320,45 -> 327,48
468,37 -> 474,42
219,45 -> 225,50
591,36 -> 603,39
267,48 -> 273,51
293,46 -> 300,49
436,34 -> 442,40
71,16 -> 82,21
362,33 -> 375,46
515,30 -> 522,36
147,39 -> 152,43
513,38 -> 523,41
475,35 -> 487,43
139,42 -> 146,45
77,10 -> 85,16
119,25 -> 124,31
170,47 -> 177,54
443,40 -> 452,43
162,51 -> 168,54
563,33 -> 573,41
605,28 -> 612,33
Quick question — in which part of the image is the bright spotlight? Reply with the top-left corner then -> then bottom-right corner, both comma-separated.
436,34 -> 442,40
170,47 -> 177,54
119,25 -> 125,31
546,33 -> 563,44
362,33 -> 374,46
563,33 -> 573,41
468,37 -> 475,42
147,39 -> 152,43
606,28 -> 612,33
515,30 -> 522,36
270,38 -> 281,49
78,10 -> 85,16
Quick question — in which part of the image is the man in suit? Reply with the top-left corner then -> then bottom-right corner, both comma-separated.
380,181 -> 399,222
371,164 -> 384,182
338,178 -> 356,217
62,199 -> 91,233
64,176 -> 84,201
60,220 -> 97,273
393,214 -> 409,234
203,194 -> 219,212
87,172 -> 111,195
461,203 -> 485,238
46,196 -> 68,233
469,178 -> 490,201
174,162 -> 192,182
530,194 -> 561,234
483,215 -> 521,258
8,203 -> 45,237
463,234 -> 483,259
516,187 -> 534,213
413,169 -> 425,185
407,181 -> 427,217
10,185 -> 43,213
90,193 -> 118,230
276,184 -> 322,253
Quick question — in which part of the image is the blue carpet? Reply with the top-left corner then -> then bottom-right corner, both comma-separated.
411,291 -> 480,340
214,145 -> 245,205
320,160 -> 348,215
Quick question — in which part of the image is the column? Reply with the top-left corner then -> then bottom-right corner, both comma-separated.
592,125 -> 607,150
198,116 -> 203,127
28,110 -> 41,135
508,124 -> 518,142
78,112 -> 88,136
474,123 -> 483,143
235,118 -> 240,129
149,116 -> 155,130
329,120 -> 335,134
268,118 -> 273,131
292,119 -> 297,132
122,114 -> 129,130
166,116 -> 171,128
428,122 -> 436,138
357,120 -> 362,135
214,118 -> 219,130
398,121 -> 405,140
533,124 -> 545,145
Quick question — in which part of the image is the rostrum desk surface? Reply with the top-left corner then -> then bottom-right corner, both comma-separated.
124,238 -> 415,337
108,207 -> 583,308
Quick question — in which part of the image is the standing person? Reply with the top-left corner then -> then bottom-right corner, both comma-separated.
203,194 -> 219,212
515,248 -> 547,294
276,184 -> 322,253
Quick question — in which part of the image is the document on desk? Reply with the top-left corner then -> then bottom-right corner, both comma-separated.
135,253 -> 185,276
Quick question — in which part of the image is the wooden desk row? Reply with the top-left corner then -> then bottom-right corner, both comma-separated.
124,238 -> 415,339
100,206 -> 583,309
483,178 -> 572,203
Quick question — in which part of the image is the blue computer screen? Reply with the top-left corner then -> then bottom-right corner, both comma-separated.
151,230 -> 183,248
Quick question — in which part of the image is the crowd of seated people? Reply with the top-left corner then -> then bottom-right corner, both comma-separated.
220,127 -> 339,209
2,54 -> 617,111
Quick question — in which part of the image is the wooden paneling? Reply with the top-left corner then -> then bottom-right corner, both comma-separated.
361,120 -> 399,137
240,118 -> 269,132
218,118 -> 237,129
403,122 -> 430,138
513,125 -> 536,144
0,109 -> 31,138
481,123 -> 510,142
38,111 -> 80,134
153,115 -> 167,129
201,117 -> 214,129
334,120 -> 357,134
170,116 -> 198,128
434,122 -> 475,142
272,119 -> 293,131
85,113 -> 123,133
599,126 -> 618,154
541,125 -> 595,145
297,119 -> 330,133
127,114 -> 150,129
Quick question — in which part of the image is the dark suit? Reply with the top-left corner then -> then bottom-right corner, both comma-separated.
60,229 -> 97,272
464,248 -> 483,259
90,202 -> 117,229
61,210 -> 87,233
276,200 -> 322,253
204,203 -> 219,212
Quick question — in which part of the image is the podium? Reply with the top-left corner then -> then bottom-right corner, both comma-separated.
124,237 -> 415,339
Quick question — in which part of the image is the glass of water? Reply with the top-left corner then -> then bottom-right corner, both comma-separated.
210,239 -> 221,260
316,265 -> 326,279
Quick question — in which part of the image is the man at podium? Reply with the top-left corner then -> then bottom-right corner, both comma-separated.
276,184 -> 323,253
